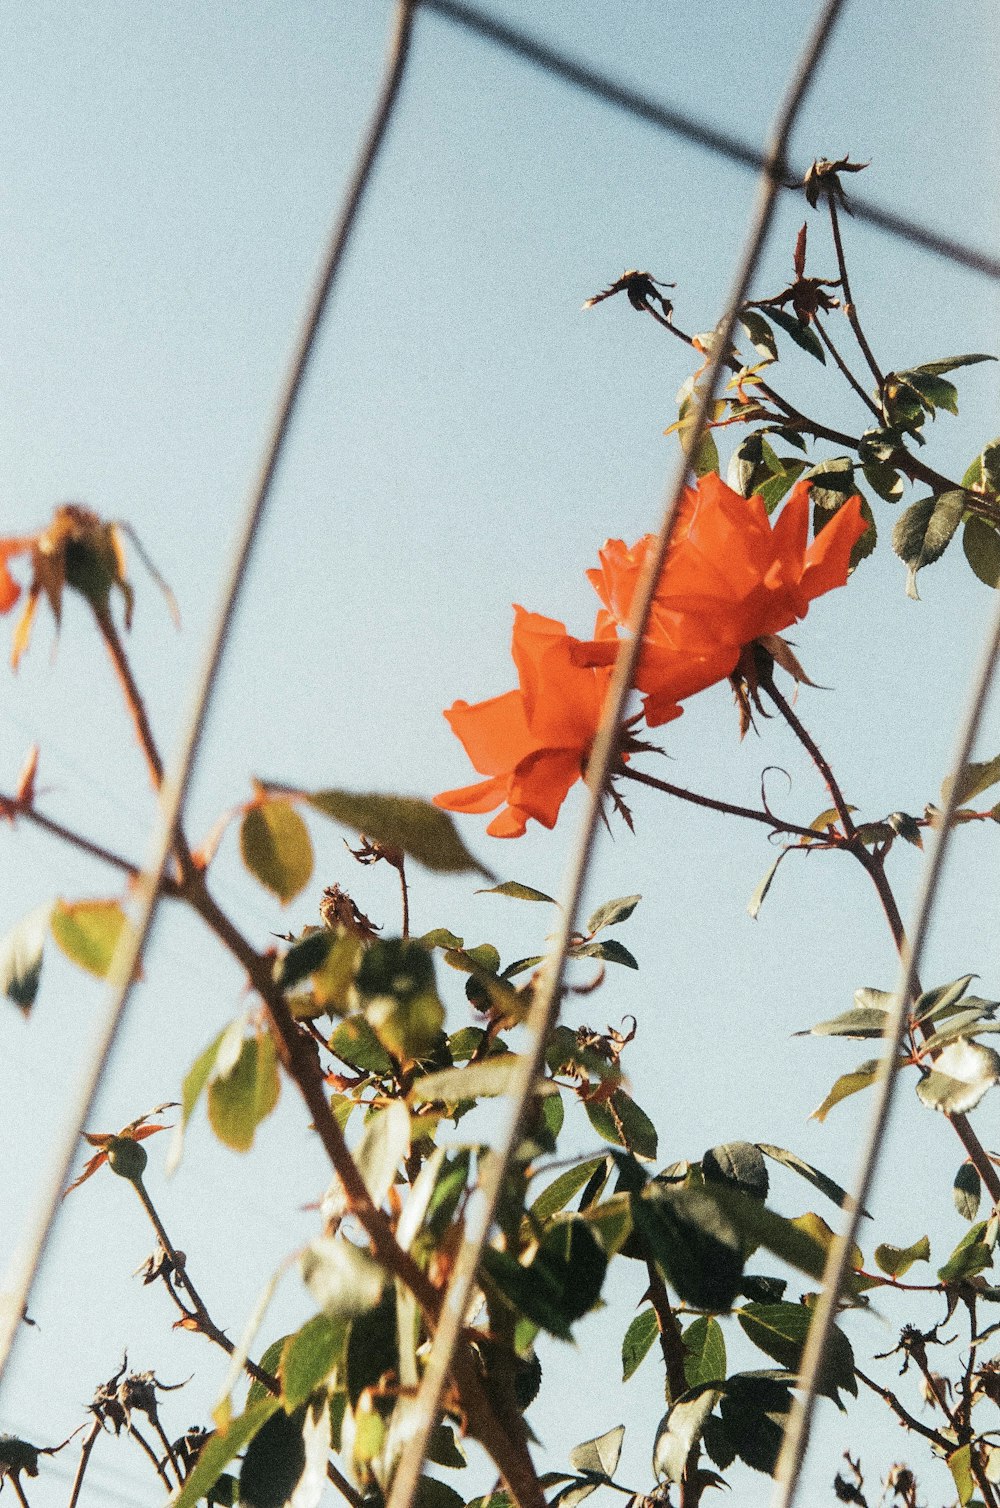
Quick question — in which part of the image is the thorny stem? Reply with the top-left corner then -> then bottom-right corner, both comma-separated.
67,1419 -> 102,1508
92,605 -> 195,878
181,870 -> 544,1508
827,194 -> 885,391
764,684 -> 1000,1209
651,306 -> 1000,526
8,1475 -> 30,1508
639,1258 -> 703,1508
0,794 -> 182,894
129,1176 -> 363,1507
854,1367 -> 951,1450
813,317 -> 882,418
762,679 -> 858,839
126,1421 -> 174,1490
399,854 -> 410,939
620,763 -> 826,843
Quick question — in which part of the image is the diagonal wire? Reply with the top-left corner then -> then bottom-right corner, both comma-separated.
772,602 -> 1000,1503
385,4 -> 848,1506
0,0 -> 418,1387
423,0 -> 1000,283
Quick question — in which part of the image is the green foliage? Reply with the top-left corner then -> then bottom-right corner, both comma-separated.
240,799 -> 313,904
305,788 -> 492,876
50,897 -> 130,977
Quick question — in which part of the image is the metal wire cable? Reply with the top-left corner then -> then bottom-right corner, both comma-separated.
772,598 -> 1000,1505
423,0 -> 1000,282
384,5 -> 848,1506
0,0 -> 418,1387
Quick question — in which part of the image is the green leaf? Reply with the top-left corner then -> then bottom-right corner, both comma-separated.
477,881 -> 557,904
304,789 -> 492,876
411,1056 -> 535,1104
892,491 -> 966,598
766,306 -> 825,362
739,311 -> 778,361
240,800 -> 313,905
568,1425 -> 625,1479
632,1186 -> 745,1310
714,1373 -> 793,1475
0,903 -> 51,1014
571,938 -> 638,970
897,369 -> 959,415
738,1303 -> 856,1403
207,1031 -> 281,1152
948,1443 -> 976,1507
756,460 -> 807,514
907,353 -> 996,378
482,1218 -> 607,1339
309,931 -> 365,1013
274,929 -> 334,991
862,459 -> 904,502
757,1145 -> 863,1214
426,1424 -> 467,1470
747,852 -> 788,920
811,1059 -> 887,1122
954,1162 -> 982,1221
167,1021 -> 235,1174
301,1236 -> 386,1319
328,1015 -> 394,1076
414,1478 -> 466,1508
585,895 -> 641,934
803,1006 -> 892,1039
622,1308 -> 659,1381
963,515 -> 1000,588
50,898 -> 130,978
938,1223 -> 994,1283
170,1400 -> 280,1508
683,1315 -> 727,1387
706,1189 -> 830,1283
340,1101 -> 410,1213
239,1403 -> 308,1508
356,938 -> 445,1061
280,1315 -> 347,1410
418,928 -> 464,950
874,1236 -> 930,1277
915,1039 -> 1000,1114
532,1158 -> 608,1224
653,1388 -> 720,1484
702,1143 -> 768,1202
942,755 -> 1000,807
586,1091 -> 658,1161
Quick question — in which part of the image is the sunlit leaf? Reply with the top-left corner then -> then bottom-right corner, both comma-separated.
0,903 -> 51,1014
301,1237 -> 385,1319
747,852 -> 788,919
477,881 -> 557,904
915,1039 -> 1000,1115
874,1235 -> 930,1278
568,1424 -> 625,1479
303,789 -> 492,876
585,895 -> 641,934
653,1389 -> 719,1484
811,1059 -> 891,1122
941,755 -> 1000,808
170,1400 -> 280,1508
240,800 -> 313,905
280,1315 -> 348,1411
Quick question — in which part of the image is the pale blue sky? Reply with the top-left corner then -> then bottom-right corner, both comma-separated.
0,4 -> 998,1504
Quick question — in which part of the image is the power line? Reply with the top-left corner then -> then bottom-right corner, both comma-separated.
423,0 -> 1000,282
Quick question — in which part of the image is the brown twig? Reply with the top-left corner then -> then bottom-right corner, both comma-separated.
813,316 -> 882,418
126,1421 -> 174,1490
92,606 -> 164,790
762,679 -> 858,839
619,763 -> 828,843
66,1419 -> 103,1508
854,1367 -> 951,1449
0,795 -> 183,893
826,195 -> 885,391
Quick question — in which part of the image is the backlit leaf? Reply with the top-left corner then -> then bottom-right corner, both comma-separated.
50,898 -> 130,978
280,1315 -> 348,1411
915,1039 -> 1000,1115
207,1031 -> 281,1152
811,1059 -> 890,1122
653,1389 -> 719,1484
240,800 -> 313,905
411,1055 -> 536,1104
963,515 -> 1000,588
941,754 -> 1000,808
585,895 -> 641,933
569,1425 -> 625,1479
301,1237 -> 385,1319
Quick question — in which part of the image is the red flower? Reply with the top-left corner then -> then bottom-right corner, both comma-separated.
584,474 -> 867,724
434,606 -> 617,837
